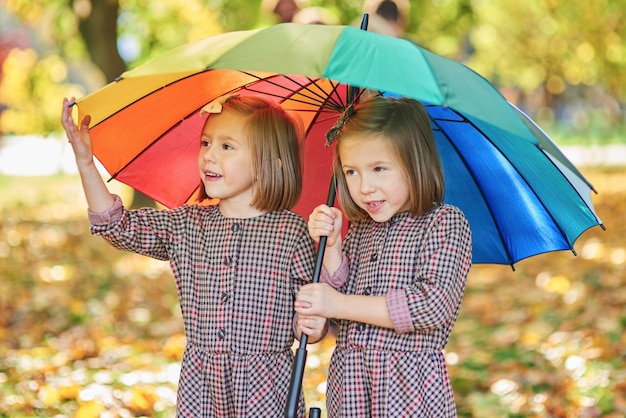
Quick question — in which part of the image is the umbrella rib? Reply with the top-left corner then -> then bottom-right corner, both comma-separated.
302,77 -> 354,110
239,72 -> 351,111
429,115 -> 516,267
240,72 -> 328,104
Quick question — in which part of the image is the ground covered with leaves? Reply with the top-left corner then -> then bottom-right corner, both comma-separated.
0,167 -> 624,417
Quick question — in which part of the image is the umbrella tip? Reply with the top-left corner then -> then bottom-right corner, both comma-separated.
360,13 -> 369,31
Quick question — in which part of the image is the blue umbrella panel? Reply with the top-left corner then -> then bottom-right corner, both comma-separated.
428,104 -> 603,266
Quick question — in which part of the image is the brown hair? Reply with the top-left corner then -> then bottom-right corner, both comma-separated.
198,96 -> 304,211
332,96 -> 444,220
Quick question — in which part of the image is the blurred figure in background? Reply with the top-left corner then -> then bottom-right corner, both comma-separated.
260,0 -> 305,24
359,0 -> 410,38
293,7 -> 340,25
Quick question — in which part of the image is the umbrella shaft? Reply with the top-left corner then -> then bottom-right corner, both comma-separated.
285,177 -> 337,417
285,345 -> 307,418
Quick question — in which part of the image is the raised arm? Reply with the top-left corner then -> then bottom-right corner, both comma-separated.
61,97 -> 115,212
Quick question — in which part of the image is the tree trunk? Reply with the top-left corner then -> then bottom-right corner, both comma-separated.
76,0 -> 156,208
76,0 -> 126,83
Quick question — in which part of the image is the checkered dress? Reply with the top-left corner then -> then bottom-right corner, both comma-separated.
324,205 -> 472,418
89,195 -> 316,418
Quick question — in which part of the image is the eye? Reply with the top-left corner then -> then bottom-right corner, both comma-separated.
374,166 -> 386,173
344,168 -> 357,177
200,139 -> 210,147
222,143 -> 234,150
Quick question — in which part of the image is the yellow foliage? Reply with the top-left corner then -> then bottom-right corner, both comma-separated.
127,386 -> 158,415
38,384 -> 61,406
163,333 -> 187,360
74,401 -> 105,418
545,274 -> 571,295
58,383 -> 81,400
0,48 -> 84,135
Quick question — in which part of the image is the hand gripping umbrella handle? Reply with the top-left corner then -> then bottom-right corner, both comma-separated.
285,179 -> 336,418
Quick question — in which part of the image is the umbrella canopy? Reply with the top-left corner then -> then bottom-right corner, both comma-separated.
74,22 -> 603,266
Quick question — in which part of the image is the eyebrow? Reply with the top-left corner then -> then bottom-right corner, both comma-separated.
343,159 -> 392,167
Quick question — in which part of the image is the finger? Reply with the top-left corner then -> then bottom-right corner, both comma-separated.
80,114 -> 91,131
299,326 -> 319,339
318,204 -> 336,217
297,286 -> 321,298
294,299 -> 315,314
294,300 -> 311,309
297,319 -> 320,334
62,100 -> 76,125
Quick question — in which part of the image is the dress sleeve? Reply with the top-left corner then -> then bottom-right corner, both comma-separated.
291,231 -> 317,288
291,224 -> 322,340
88,194 -> 124,225
89,194 -> 180,261
386,289 -> 415,334
395,206 -> 472,333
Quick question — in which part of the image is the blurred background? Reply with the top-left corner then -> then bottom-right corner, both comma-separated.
0,0 -> 624,417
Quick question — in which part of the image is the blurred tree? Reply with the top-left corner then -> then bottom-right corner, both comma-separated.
1,0 -> 225,206
74,0 -> 126,82
0,0 -> 225,137
1,0 -> 624,142
406,0 -> 625,133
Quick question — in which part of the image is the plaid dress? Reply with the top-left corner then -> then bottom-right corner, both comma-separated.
89,195 -> 316,417
322,204 -> 472,418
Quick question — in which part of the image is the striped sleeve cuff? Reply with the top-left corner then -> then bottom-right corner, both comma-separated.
386,289 -> 415,334
88,194 -> 123,225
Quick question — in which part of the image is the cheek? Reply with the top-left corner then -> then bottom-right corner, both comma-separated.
344,178 -> 359,196
197,150 -> 207,170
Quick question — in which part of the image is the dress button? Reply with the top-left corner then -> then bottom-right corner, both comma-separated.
224,256 -> 232,266
357,323 -> 365,332
370,253 -> 378,262
220,292 -> 230,302
231,223 -> 241,232
217,329 -> 226,339
363,287 -> 372,296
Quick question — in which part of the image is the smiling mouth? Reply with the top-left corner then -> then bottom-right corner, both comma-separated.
203,171 -> 222,179
365,200 -> 384,210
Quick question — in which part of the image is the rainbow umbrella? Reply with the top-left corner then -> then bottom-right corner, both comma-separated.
74,22 -> 603,267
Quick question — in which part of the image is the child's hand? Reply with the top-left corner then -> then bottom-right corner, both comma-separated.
61,97 -> 94,168
296,314 -> 327,343
295,283 -> 343,320
308,204 -> 343,247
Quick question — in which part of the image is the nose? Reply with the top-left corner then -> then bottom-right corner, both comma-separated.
359,174 -> 375,195
200,146 -> 215,162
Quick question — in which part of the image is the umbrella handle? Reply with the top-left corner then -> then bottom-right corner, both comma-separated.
285,178 -> 336,418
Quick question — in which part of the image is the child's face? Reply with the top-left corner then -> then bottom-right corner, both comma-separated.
339,134 -> 410,223
198,110 -> 257,215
